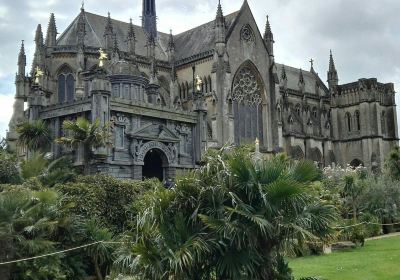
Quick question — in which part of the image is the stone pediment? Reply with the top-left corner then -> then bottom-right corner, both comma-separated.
128,123 -> 180,142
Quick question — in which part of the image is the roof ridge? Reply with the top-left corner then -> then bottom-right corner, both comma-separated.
84,11 -> 170,36
174,10 -> 240,37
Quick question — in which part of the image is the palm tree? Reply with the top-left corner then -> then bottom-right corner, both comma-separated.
114,147 -> 336,279
16,120 -> 52,152
0,187 -> 74,279
56,118 -> 110,175
19,152 -> 75,186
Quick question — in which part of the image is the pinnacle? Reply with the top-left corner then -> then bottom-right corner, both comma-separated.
329,49 -> 336,72
264,15 -> 273,40
105,12 -> 114,34
216,0 -> 224,21
19,40 -> 25,55
128,18 -> 135,40
35,24 -> 44,45
299,68 -> 305,84
168,29 -> 175,50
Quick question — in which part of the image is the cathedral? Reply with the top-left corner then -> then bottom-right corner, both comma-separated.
7,0 -> 399,180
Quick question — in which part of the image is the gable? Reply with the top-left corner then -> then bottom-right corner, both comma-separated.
129,123 -> 180,142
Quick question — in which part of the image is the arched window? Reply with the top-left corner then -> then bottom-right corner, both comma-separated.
208,76 -> 212,92
296,104 -> 301,116
232,62 -> 264,144
57,65 -> 75,103
312,107 -> 318,118
381,111 -> 386,134
346,112 -> 352,132
355,111 -> 361,131
178,84 -> 182,100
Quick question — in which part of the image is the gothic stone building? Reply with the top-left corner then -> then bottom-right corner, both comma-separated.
7,0 -> 399,180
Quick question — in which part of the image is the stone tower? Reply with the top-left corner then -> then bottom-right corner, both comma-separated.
142,0 -> 157,38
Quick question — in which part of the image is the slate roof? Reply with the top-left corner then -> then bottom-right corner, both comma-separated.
173,11 -> 240,61
57,12 -> 171,61
276,63 -> 329,96
57,10 -> 240,62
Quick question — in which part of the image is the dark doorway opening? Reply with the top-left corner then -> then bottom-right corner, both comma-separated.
142,149 -> 164,181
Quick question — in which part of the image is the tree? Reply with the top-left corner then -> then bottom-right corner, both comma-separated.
385,147 -> 400,180
0,186 -> 78,280
114,147 -> 336,279
17,120 -> 52,152
56,118 -> 110,175
20,152 -> 75,187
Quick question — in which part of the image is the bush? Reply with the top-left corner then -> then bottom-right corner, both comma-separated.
0,152 -> 21,184
57,175 -> 159,233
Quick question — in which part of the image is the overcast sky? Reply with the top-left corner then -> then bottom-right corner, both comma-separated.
0,0 -> 399,138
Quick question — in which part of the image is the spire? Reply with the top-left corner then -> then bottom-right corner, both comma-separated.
127,18 -> 136,56
327,50 -> 339,90
329,50 -> 336,72
18,40 -> 26,76
264,15 -> 273,40
32,24 -> 45,75
105,12 -> 114,35
281,64 -> 287,80
142,0 -> 157,38
214,0 -> 226,46
45,13 -> 57,47
113,34 -> 119,54
298,68 -> 305,93
35,24 -> 44,46
299,69 -> 305,85
168,29 -> 175,51
104,12 -> 114,50
127,18 -> 136,40
77,8 -> 86,48
264,15 -> 274,57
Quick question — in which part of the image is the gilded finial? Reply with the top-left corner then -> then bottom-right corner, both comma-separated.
99,48 -> 108,67
34,66 -> 44,84
195,75 -> 203,92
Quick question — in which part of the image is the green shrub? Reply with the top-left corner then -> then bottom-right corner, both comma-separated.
0,152 -> 21,184
57,175 -> 159,232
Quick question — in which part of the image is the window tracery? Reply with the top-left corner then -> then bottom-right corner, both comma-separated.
232,67 -> 262,107
240,24 -> 255,42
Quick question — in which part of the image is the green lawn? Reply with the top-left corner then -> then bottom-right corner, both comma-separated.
289,236 -> 400,280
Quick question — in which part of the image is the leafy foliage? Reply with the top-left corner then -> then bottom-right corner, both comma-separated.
57,175 -> 158,233
17,121 -> 52,152
0,152 -> 21,184
56,118 -> 110,175
114,147 -> 336,279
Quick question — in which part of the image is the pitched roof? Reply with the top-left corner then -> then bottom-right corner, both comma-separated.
57,10 -> 240,63
57,12 -> 171,61
173,11 -> 239,61
276,63 -> 329,95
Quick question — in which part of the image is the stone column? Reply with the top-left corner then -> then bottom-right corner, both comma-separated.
193,89 -> 208,164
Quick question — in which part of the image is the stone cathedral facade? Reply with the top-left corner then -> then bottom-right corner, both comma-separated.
7,0 -> 399,180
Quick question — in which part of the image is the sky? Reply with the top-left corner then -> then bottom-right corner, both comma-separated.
0,0 -> 399,139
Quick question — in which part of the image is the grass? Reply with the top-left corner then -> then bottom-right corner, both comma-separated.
289,235 -> 400,280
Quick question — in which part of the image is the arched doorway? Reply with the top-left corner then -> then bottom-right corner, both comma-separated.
350,159 -> 364,168
142,149 -> 164,181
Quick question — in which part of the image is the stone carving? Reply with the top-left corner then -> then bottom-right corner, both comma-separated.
132,140 -> 177,164
110,114 -> 129,124
240,24 -> 255,42
232,67 -> 262,106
